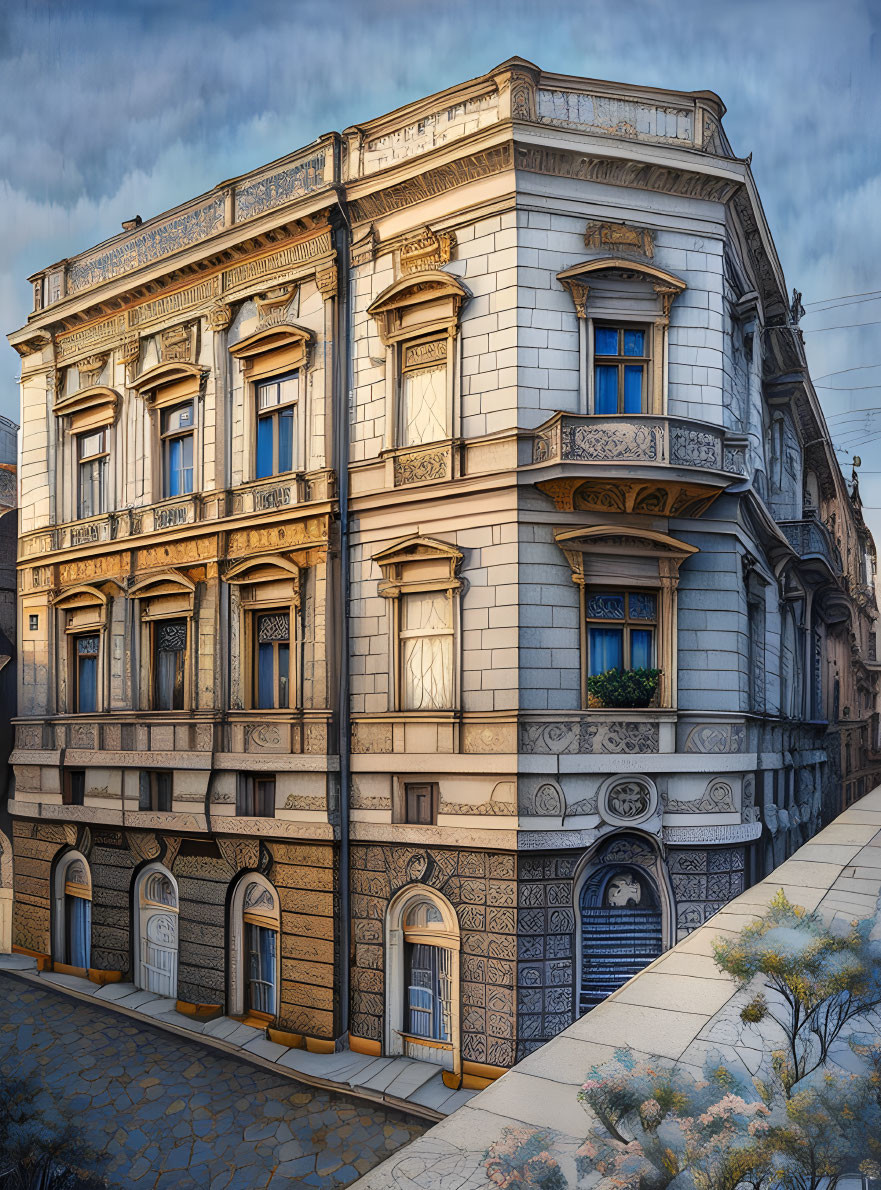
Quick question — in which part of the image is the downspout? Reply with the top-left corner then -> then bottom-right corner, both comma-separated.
332,176 -> 353,1041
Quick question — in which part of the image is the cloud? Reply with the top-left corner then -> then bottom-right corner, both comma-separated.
2,0 -> 879,522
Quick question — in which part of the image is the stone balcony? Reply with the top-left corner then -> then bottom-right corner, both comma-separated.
18,470 -> 335,559
527,414 -> 746,515
778,515 -> 844,576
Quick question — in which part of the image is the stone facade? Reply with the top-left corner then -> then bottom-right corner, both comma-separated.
8,58 -> 880,1079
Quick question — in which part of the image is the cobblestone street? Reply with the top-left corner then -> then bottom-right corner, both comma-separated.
0,974 -> 427,1188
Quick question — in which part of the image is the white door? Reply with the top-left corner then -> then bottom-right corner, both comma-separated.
141,908 -> 178,998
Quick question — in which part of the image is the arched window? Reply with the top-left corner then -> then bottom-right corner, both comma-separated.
134,864 -> 179,998
578,863 -> 662,1013
53,851 -> 92,971
386,887 -> 459,1073
228,874 -> 280,1022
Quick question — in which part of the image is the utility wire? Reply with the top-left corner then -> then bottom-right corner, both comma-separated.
804,287 -> 881,305
813,365 -> 881,380
804,319 -> 881,333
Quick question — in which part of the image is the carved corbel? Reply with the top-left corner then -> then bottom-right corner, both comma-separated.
76,354 -> 109,389
653,284 -> 679,325
254,285 -> 296,327
561,278 -> 589,319
315,263 -> 338,300
119,334 -> 140,378
206,301 -> 232,332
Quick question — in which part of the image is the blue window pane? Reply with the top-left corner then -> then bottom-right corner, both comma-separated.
68,897 -> 91,969
180,435 -> 193,494
78,655 -> 97,712
586,593 -> 625,620
595,365 -> 619,414
256,416 -> 273,479
589,627 -> 623,675
595,327 -> 618,356
629,593 -> 657,620
257,643 -> 274,708
167,438 -> 182,497
278,407 -> 294,473
278,644 -> 289,707
623,365 -> 644,413
631,629 -> 654,670
623,329 -> 645,356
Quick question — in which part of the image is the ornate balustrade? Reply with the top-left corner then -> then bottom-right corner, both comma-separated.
778,517 -> 843,575
18,469 -> 334,559
532,414 -> 747,476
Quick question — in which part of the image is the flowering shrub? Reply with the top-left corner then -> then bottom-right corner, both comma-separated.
483,1128 -> 567,1190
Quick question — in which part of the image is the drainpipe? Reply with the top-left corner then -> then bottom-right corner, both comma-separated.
332,178 -> 353,1041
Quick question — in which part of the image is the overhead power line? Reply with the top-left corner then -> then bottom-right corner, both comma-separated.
804,287 -> 881,306
804,319 -> 881,333
812,365 -> 881,380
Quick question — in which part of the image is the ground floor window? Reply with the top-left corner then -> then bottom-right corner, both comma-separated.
579,862 -> 662,1014
245,922 -> 277,1016
55,852 -> 92,970
229,874 -> 281,1021
405,941 -> 452,1042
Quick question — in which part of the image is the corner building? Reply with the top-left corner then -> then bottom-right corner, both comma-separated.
9,60 -> 879,1083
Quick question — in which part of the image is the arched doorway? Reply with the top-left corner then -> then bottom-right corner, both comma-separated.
134,865 -> 179,998
576,842 -> 666,1015
229,874 -> 280,1022
386,886 -> 460,1074
53,851 -> 92,971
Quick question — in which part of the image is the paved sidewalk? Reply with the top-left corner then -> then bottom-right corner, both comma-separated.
0,968 -> 427,1188
0,955 -> 476,1119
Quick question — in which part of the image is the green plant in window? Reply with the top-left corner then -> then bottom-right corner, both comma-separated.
586,667 -> 661,709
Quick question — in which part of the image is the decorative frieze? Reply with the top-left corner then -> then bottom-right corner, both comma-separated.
399,228 -> 455,275
234,151 -> 327,222
223,232 -> 333,293
683,723 -> 746,754
393,446 -> 451,486
519,719 -> 659,755
666,778 -> 737,814
664,822 -> 761,844
56,315 -> 125,364
584,220 -> 654,258
538,89 -> 694,145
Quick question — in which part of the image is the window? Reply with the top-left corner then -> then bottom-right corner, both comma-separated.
395,782 -> 439,825
153,620 -> 186,710
76,429 -> 108,519
229,875 -> 281,1020
139,771 -> 172,811
54,853 -> 91,970
237,774 -> 276,817
593,325 -> 648,414
400,591 -> 454,710
73,633 -> 99,713
403,899 -> 453,1044
160,402 -> 194,497
400,338 -> 448,447
253,611 -> 290,709
63,770 -> 85,807
585,590 -> 657,675
255,373 -> 298,478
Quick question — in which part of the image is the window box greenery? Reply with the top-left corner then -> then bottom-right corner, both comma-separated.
586,667 -> 661,709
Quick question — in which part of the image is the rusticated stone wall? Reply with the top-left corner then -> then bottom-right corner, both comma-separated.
11,820 -> 71,955
349,843 -> 518,1069
88,830 -> 135,974
172,847 -> 237,1006
515,854 -> 578,1060
266,840 -> 337,1040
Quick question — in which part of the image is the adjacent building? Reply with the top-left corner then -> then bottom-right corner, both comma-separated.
0,413 -> 18,950
8,60 -> 879,1083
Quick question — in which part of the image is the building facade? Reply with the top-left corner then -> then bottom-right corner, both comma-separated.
8,60 -> 879,1081
0,413 -> 18,950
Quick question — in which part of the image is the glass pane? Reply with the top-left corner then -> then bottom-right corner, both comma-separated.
180,434 -> 193,494
163,403 -> 193,434
67,896 -> 91,969
255,780 -> 275,817
278,374 -> 299,404
278,644 -> 289,707
623,329 -> 645,356
594,327 -> 619,356
78,430 -> 105,459
155,651 -> 176,711
257,643 -> 274,708
403,591 -> 452,633
77,655 -> 98,712
629,593 -> 657,621
278,406 -> 294,473
403,634 -> 452,710
631,628 -> 654,670
167,438 -> 181,497
595,365 -> 619,414
588,627 -> 623,675
402,365 -> 447,445
256,415 -> 273,479
257,381 -> 280,411
78,462 -> 94,519
586,593 -> 625,620
623,365 -> 644,413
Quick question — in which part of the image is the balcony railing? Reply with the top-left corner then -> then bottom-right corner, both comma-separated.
778,517 -> 843,575
532,414 -> 747,476
19,469 -> 335,558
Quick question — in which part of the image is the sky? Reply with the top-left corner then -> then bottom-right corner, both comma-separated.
2,0 -> 880,535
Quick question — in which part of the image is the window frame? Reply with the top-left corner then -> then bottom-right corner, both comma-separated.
254,371 -> 300,480
591,323 -> 651,415
393,781 -> 440,825
251,608 -> 292,710
139,770 -> 173,812
397,334 -> 450,449
398,589 -> 455,712
72,631 -> 100,714
76,427 -> 109,520
236,773 -> 277,818
160,401 -> 195,499
63,769 -> 86,807
151,617 -> 189,711
585,587 -> 659,676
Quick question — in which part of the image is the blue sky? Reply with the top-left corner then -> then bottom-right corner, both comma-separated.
2,0 -> 881,530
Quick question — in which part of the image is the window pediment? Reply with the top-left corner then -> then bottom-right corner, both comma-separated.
223,553 -> 301,587
558,258 -> 686,323
368,271 -> 469,344
129,569 -> 196,600
229,323 -> 313,361
373,535 -> 463,597
556,525 -> 698,587
130,361 -> 206,404
53,385 -> 120,426
51,583 -> 112,611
